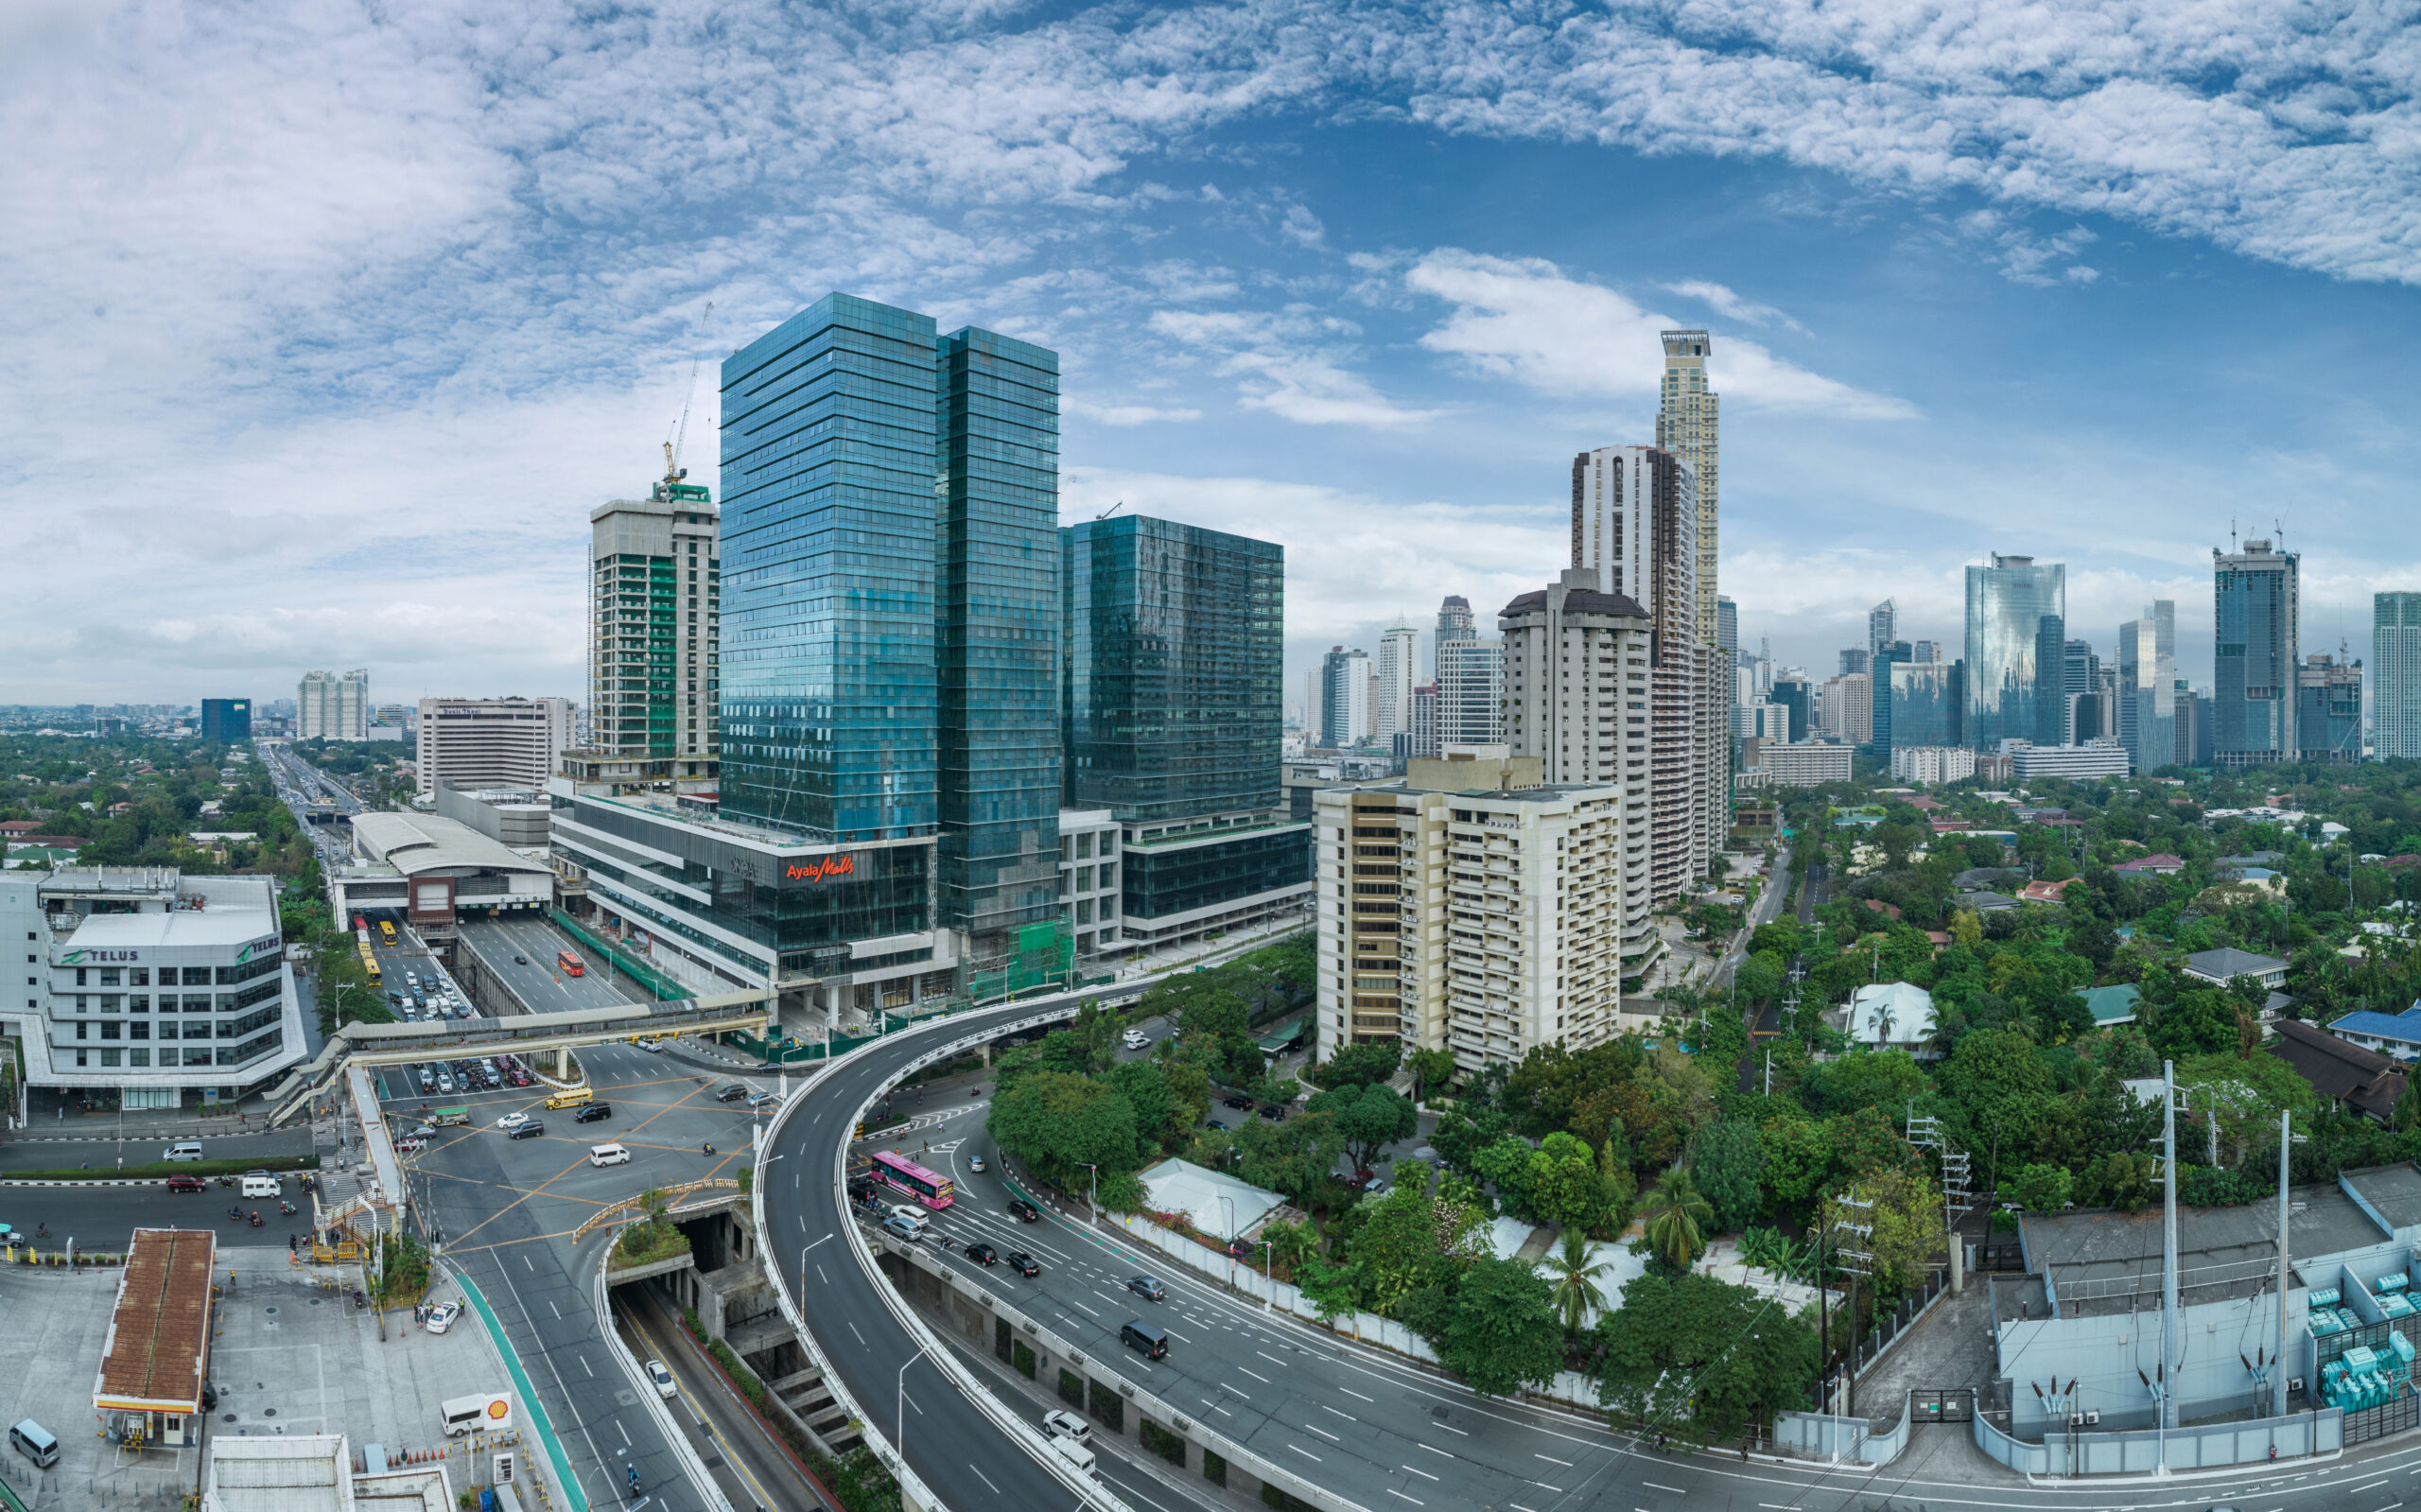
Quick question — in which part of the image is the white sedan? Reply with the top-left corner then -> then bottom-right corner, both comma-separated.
496,1112 -> 531,1130
646,1359 -> 677,1399
426,1302 -> 462,1334
967,1155 -> 987,1173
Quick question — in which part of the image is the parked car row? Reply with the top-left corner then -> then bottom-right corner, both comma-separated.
413,1054 -> 534,1096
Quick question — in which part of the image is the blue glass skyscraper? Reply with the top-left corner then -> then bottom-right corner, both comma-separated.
720,293 -> 939,842
935,326 -> 1064,944
1963,554 -> 2065,750
2213,538 -> 2299,765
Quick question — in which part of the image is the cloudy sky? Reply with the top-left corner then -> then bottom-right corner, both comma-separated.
9,0 -> 2421,711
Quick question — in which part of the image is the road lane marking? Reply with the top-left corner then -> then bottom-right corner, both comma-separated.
1257,1350 -> 1291,1367
1536,1452 -> 1574,1466
579,1356 -> 593,1378
1287,1444 -> 1320,1462
804,1233 -> 832,1253
1340,1387 -> 1374,1401
1418,1443 -> 1452,1457
1642,1485 -> 1683,1494
1435,1422 -> 1468,1434
1222,1383 -> 1252,1399
1385,1493 -> 1423,1506
968,1465 -> 1000,1493
1402,1465 -> 1438,1481
1304,1422 -> 1341,1442
1240,1367 -> 1270,1383
847,1321 -> 866,1345
1321,1405 -> 1356,1421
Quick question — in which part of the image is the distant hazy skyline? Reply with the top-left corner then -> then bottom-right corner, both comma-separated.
8,0 -> 2420,706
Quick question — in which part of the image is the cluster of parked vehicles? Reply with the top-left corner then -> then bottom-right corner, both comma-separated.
413,1053 -> 534,1097
390,967 -> 469,1022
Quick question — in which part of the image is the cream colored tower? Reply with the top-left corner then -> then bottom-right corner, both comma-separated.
1657,330 -> 1719,645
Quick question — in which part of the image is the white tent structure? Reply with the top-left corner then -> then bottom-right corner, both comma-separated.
1136,1158 -> 1287,1242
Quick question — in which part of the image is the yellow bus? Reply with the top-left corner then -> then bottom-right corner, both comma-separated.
357,942 -> 382,985
378,920 -> 398,946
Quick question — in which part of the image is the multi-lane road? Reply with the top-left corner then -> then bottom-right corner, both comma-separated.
455,913 -> 648,1017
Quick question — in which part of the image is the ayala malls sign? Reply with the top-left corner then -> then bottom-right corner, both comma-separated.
784,854 -> 856,883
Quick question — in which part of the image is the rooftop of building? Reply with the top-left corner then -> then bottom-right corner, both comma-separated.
2021,1182 -> 2390,1317
569,787 -> 921,856
1498,584 -> 1649,620
2343,1163 -> 2421,1235
96,1227 -> 216,1413
349,812 -> 553,878
2325,1007 -> 2421,1042
2269,1018 -> 2405,1121
63,901 -> 279,950
2186,946 -> 2290,978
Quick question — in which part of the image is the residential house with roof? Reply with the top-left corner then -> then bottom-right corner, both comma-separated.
2073,983 -> 2140,1027
2269,1019 -> 2408,1123
2113,853 -> 2187,876
2186,947 -> 2290,991
2325,1005 -> 2421,1063
1843,982 -> 1939,1056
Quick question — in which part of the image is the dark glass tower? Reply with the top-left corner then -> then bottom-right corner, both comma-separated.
720,293 -> 939,842
935,327 -> 1063,944
1062,515 -> 1283,823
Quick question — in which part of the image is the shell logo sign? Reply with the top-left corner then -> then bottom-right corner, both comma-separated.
486,1398 -> 511,1421
784,855 -> 855,883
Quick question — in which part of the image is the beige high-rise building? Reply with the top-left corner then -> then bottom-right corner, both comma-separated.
1312,750 -> 1647,1074
1565,444 -> 1726,902
1375,620 -> 1420,747
1656,330 -> 1719,646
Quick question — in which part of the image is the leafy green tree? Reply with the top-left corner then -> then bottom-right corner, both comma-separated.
1311,1037 -> 1402,1090
1431,1104 -> 1509,1175
1757,1112 -> 1834,1211
1106,1059 -> 1180,1157
1825,1164 -> 1944,1294
1542,1227 -> 1613,1334
1799,1049 -> 1929,1119
1733,954 -> 1784,1006
2150,989 -> 2250,1060
1473,1135 -> 1536,1217
1437,1257 -> 1565,1398
985,1071 -> 1140,1195
1592,1271 -> 1820,1444
1639,1166 -> 1715,1270
1937,1026 -> 2055,1189
1406,1047 -> 1459,1104
2010,1163 -> 2073,1213
1523,1132 -> 1608,1232
1689,1121 -> 1765,1232
1230,1108 -> 1345,1208
1308,1081 -> 1419,1173
1347,1180 -> 1482,1315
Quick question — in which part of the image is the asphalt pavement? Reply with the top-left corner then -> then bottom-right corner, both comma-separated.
408,1038 -> 780,1512
0,1178 -> 305,1252
0,1126 -> 311,1172
455,913 -> 643,1017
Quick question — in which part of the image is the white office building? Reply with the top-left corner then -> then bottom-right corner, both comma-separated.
415,697 -> 574,801
0,868 -> 304,1109
1058,808 -> 1123,962
1760,742 -> 1855,787
1375,620 -> 1420,748
2009,739 -> 2133,781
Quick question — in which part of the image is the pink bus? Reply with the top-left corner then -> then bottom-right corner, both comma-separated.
870,1149 -> 954,1210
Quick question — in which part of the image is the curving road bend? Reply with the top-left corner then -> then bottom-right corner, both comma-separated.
760,993 -> 1141,1510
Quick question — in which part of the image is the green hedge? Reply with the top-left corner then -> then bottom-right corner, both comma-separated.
1203,1447 -> 1227,1487
9,1154 -> 320,1183
1262,1484 -> 1317,1512
1057,1368 -> 1084,1408
1141,1418 -> 1186,1466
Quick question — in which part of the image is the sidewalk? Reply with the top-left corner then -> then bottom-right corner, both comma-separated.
13,1093 -> 280,1141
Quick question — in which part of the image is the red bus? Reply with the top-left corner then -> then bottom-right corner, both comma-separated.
351,914 -> 367,931
870,1150 -> 953,1209
557,950 -> 584,977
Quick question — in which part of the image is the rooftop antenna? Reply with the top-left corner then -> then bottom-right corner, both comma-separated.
664,300 -> 715,485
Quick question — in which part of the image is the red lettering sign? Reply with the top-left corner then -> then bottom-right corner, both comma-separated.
784,855 -> 856,883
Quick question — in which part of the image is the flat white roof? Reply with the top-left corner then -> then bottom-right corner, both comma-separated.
1137,1157 -> 1285,1242
67,905 -> 275,949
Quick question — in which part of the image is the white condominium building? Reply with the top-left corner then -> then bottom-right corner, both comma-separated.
1657,330 -> 1720,646
1313,751 -> 1650,1076
1760,742 -> 1855,787
2008,739 -> 2132,781
297,669 -> 369,741
415,697 -> 574,800
1375,620 -> 1420,746
1890,745 -> 1977,785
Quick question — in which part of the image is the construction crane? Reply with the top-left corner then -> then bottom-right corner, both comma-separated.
663,300 -> 714,485
1096,499 -> 1124,520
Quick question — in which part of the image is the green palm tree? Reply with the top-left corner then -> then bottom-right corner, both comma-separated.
1640,1167 -> 1715,1272
1542,1227 -> 1612,1334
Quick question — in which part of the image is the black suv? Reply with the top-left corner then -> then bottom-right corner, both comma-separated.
507,1121 -> 546,1140
1007,1197 -> 1041,1223
1223,1094 -> 1254,1110
966,1243 -> 999,1266
1004,1251 -> 1040,1277
715,1084 -> 750,1103
573,1103 -> 612,1123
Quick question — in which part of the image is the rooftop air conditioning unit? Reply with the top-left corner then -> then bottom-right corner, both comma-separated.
2081,1410 -> 2099,1425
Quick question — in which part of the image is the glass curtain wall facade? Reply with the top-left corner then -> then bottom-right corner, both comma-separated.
1062,515 -> 1283,823
2117,602 -> 2176,774
934,327 -> 1063,944
2378,592 -> 2421,759
1890,659 -> 1961,749
719,294 -> 938,841
2213,540 -> 2299,765
1964,555 -> 2065,751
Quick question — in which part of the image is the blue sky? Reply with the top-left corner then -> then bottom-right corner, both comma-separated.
6,0 -> 2419,709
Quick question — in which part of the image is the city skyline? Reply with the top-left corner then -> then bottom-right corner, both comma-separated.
12,6 -> 2421,707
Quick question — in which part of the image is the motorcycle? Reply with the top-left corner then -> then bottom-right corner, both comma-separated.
248,1211 -> 263,1227
218,1174 -> 236,1189
703,1142 -> 716,1156
278,1201 -> 297,1216
351,1288 -> 368,1310
227,1206 -> 242,1222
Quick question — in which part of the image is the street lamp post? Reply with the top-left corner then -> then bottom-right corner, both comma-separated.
1218,1195 -> 1236,1288
897,1343 -> 932,1462
1081,1163 -> 1099,1223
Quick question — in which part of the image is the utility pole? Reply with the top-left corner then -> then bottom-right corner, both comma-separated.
1834,1193 -> 1876,1418
2276,1108 -> 2294,1417
2159,1059 -> 2181,1470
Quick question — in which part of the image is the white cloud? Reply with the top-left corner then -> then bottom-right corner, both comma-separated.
1066,397 -> 1204,425
1663,280 -> 1805,334
1147,308 -> 1445,428
1407,250 -> 1914,418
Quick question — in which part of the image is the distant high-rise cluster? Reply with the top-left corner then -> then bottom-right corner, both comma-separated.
297,669 -> 368,741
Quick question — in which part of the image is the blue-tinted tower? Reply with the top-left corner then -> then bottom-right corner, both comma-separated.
719,294 -> 940,842
935,326 -> 1064,943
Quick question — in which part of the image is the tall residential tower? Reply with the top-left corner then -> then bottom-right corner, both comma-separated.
2377,592 -> 2421,759
583,472 -> 719,783
1656,330 -> 1720,645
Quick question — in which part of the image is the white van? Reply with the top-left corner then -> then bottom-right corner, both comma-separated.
1048,1434 -> 1097,1477
239,1174 -> 283,1200
163,1142 -> 205,1162
439,1392 -> 514,1437
588,1143 -> 631,1168
9,1418 -> 60,1469
886,1203 -> 929,1234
